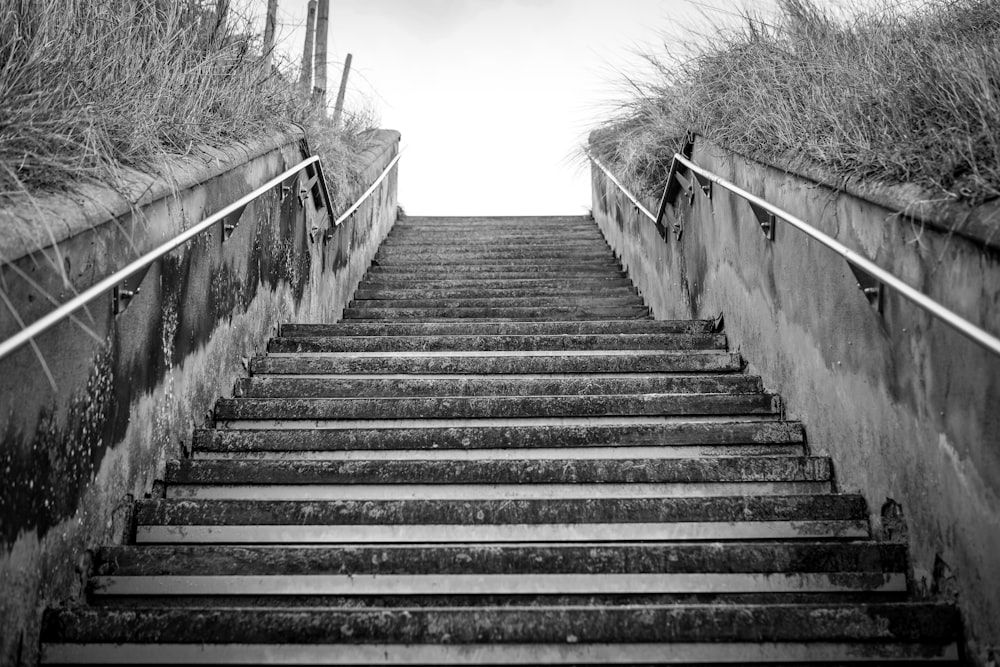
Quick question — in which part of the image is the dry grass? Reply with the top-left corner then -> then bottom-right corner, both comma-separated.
0,0 -> 377,208
590,0 -> 1000,207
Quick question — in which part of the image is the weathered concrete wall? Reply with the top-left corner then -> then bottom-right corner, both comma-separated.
0,129 -> 399,665
592,138 -> 1000,663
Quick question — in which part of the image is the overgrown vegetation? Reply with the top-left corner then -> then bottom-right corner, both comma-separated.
0,0 -> 377,210
591,0 -> 1000,206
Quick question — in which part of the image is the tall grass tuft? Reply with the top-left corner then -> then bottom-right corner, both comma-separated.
590,0 -> 1000,206
0,0 -> 377,206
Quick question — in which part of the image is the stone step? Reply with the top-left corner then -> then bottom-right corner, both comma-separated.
279,320 -> 713,337
359,277 -> 635,290
382,235 -> 609,246
375,241 -> 614,252
360,270 -> 629,282
86,542 -> 907,600
40,603 -> 960,664
164,457 -> 832,500
267,333 -> 727,353
393,215 -> 596,230
191,420 -> 805,459
251,351 -> 742,375
354,286 -> 639,300
130,495 -> 870,544
373,251 -> 618,263
92,541 -> 906,576
347,296 -> 645,310
341,305 -> 651,320
234,375 -> 761,398
365,262 -> 624,274
213,393 -> 780,421
378,237 -> 609,247
167,456 -> 829,484
40,604 -> 960,664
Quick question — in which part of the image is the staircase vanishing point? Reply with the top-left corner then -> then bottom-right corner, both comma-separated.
41,215 -> 961,665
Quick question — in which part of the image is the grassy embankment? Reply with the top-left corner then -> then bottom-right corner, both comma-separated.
590,0 -> 1000,208
0,0 -> 375,212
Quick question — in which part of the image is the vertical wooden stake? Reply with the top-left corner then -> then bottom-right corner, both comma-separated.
313,0 -> 330,110
332,53 -> 352,129
300,0 -> 317,92
262,0 -> 278,72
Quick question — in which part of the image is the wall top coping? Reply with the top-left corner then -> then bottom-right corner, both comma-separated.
0,127 -> 399,264
741,143 -> 1000,254
589,130 -> 1000,253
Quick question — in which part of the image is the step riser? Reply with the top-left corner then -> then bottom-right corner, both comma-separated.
236,376 -> 760,398
365,264 -> 624,272
193,445 -> 807,461
214,394 -> 779,421
167,457 -> 829,485
215,416 -> 784,433
353,288 -> 639,300
348,297 -> 646,309
193,421 -> 804,454
341,309 -> 651,320
279,320 -> 712,336
359,279 -> 634,289
165,482 -> 833,501
194,421 -> 804,458
251,353 -> 743,375
134,521 -> 870,544
267,334 -> 728,353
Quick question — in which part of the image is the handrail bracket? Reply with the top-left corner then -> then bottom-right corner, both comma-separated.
849,264 -> 885,314
112,265 -> 151,316
749,202 -> 776,241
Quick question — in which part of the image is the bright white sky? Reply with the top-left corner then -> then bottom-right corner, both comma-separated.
248,1 -> 786,215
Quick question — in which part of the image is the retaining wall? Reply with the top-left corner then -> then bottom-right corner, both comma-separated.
0,128 -> 400,665
592,137 -> 1000,664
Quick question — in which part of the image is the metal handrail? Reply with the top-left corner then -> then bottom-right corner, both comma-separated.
588,150 -> 1000,357
333,151 -> 401,226
587,152 -> 657,223
0,149 -> 399,362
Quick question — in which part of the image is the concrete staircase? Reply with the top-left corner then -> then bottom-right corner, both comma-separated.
41,215 -> 960,664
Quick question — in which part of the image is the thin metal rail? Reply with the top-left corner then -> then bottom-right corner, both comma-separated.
588,150 -> 1000,357
0,150 -> 400,362
587,152 -> 657,223
334,151 -> 401,226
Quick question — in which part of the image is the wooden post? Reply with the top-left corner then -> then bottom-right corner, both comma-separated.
313,0 -> 330,109
332,53 -> 352,129
300,0 -> 317,92
262,0 -> 278,71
